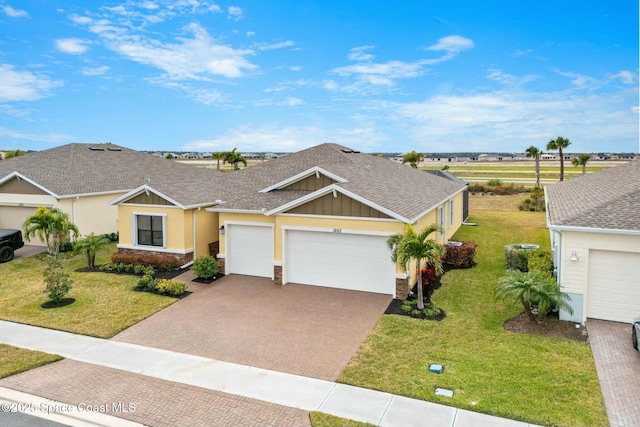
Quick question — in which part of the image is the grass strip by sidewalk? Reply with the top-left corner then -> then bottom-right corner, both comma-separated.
0,345 -> 61,379
338,204 -> 607,427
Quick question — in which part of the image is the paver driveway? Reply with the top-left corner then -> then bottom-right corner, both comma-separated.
587,319 -> 640,427
114,273 -> 392,381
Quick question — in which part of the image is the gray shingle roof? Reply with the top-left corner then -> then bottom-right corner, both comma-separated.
0,143 -> 224,198
546,160 -> 640,230
213,143 -> 466,221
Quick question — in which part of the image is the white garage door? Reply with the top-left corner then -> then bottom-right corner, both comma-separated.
587,250 -> 640,323
0,206 -> 46,246
284,230 -> 395,295
226,224 -> 273,278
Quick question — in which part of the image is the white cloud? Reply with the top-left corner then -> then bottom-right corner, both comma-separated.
427,35 -> 474,53
331,60 -> 425,87
55,38 -> 90,55
486,69 -> 539,86
255,40 -> 295,51
228,6 -> 244,20
347,46 -> 375,62
285,97 -> 303,106
2,5 -> 28,18
74,16 -> 257,80
609,70 -> 636,85
183,124 -> 388,152
81,65 -> 110,76
0,126 -> 74,143
0,64 -> 61,102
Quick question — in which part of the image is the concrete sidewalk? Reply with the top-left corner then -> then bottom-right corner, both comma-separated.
0,320 -> 539,427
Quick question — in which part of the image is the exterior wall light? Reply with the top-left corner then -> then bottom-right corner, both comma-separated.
570,251 -> 578,261
219,225 -> 225,235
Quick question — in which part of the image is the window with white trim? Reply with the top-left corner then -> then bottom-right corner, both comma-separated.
135,214 -> 165,247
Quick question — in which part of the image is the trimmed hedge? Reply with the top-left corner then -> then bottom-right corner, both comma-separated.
156,279 -> 187,296
504,244 -> 552,273
444,240 -> 477,268
192,256 -> 219,279
111,252 -> 180,271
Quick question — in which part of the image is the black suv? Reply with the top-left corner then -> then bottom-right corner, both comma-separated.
0,229 -> 25,262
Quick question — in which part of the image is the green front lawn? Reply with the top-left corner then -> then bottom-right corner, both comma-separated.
338,203 -> 608,427
0,244 -> 177,338
0,345 -> 61,379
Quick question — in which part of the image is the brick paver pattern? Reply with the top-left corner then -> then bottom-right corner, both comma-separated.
0,359 -> 311,427
587,319 -> 640,427
114,274 -> 392,381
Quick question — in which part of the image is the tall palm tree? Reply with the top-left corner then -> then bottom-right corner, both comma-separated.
546,136 -> 571,181
23,207 -> 79,255
223,148 -> 247,171
525,146 -> 543,187
387,224 -> 445,309
74,233 -> 111,269
402,150 -> 424,168
571,153 -> 591,175
212,152 -> 225,170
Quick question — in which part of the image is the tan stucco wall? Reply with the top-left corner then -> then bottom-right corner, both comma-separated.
117,204 -> 219,258
58,193 -> 123,237
559,230 -> 640,295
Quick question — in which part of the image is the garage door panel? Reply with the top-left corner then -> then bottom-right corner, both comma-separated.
587,250 -> 640,323
227,224 -> 273,278
0,206 -> 46,246
285,230 -> 395,295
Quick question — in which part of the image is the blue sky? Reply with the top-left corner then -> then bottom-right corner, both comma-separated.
0,1 -> 638,154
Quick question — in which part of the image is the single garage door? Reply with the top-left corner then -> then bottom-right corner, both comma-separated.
0,205 -> 46,246
284,230 -> 395,295
226,224 -> 273,278
587,250 -> 640,323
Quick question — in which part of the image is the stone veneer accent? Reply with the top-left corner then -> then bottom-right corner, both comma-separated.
118,248 -> 193,266
274,266 -> 282,285
216,257 -> 226,274
395,277 -> 409,299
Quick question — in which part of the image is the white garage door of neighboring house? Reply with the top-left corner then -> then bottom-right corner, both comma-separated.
226,224 -> 273,278
284,230 -> 396,295
0,206 -> 46,246
587,250 -> 640,323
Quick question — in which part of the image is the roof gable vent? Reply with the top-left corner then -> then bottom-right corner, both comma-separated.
89,147 -> 105,151
107,147 -> 121,151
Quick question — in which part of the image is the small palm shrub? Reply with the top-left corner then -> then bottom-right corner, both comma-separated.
496,270 -> 573,323
192,256 -> 219,279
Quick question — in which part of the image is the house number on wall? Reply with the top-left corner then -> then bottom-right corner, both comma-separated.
333,228 -> 342,233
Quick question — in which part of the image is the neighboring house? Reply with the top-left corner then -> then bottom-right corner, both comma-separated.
545,160 -> 640,323
0,143 -> 221,246
111,143 -> 468,298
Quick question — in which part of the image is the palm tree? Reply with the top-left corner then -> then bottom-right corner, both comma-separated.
387,224 -> 445,309
496,270 -> 573,323
74,233 -> 111,269
402,151 -> 424,168
546,136 -> 571,181
571,153 -> 591,175
223,148 -> 247,171
525,146 -> 543,187
212,152 -> 225,170
23,207 -> 79,255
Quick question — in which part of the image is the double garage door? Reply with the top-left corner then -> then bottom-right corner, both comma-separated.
225,224 -> 395,295
587,250 -> 640,323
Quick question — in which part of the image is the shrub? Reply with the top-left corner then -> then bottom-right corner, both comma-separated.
422,303 -> 444,318
527,249 -> 553,276
137,273 -> 158,292
444,240 -> 477,268
133,264 -> 148,275
155,279 -> 187,296
487,178 -> 503,187
110,252 -> 180,271
99,263 -> 114,273
43,255 -> 73,303
192,256 -> 219,279
505,244 -> 537,271
468,184 -> 487,194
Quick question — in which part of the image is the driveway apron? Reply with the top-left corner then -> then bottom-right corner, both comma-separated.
587,319 -> 640,427
113,274 -> 392,381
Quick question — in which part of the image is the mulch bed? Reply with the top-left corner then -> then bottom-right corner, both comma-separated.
504,311 -> 588,342
191,274 -> 224,284
385,298 -> 446,321
41,298 -> 75,309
